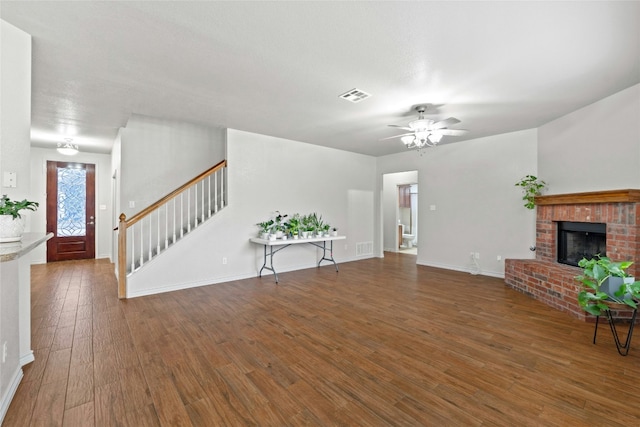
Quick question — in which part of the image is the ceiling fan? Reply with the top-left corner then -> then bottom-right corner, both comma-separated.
384,106 -> 468,149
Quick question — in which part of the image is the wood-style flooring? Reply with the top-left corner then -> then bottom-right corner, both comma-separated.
5,254 -> 640,426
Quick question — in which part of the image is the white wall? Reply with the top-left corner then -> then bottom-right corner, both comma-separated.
119,114 -> 226,218
538,84 -> 640,194
377,129 -> 539,277
0,19 -> 31,424
382,171 -> 417,252
28,148 -> 114,263
128,129 -> 376,297
0,20 -> 32,222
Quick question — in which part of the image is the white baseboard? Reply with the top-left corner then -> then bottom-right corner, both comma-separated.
126,255 -> 373,298
0,367 -> 23,425
417,259 -> 505,279
19,350 -> 34,366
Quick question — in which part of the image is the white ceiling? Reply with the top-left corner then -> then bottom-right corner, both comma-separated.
2,1 -> 639,157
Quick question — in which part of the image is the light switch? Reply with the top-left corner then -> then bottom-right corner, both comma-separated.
129,201 -> 135,208
3,172 -> 17,188
429,205 -> 436,211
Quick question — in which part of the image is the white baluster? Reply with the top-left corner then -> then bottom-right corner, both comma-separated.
214,171 -> 218,213
207,175 -> 212,218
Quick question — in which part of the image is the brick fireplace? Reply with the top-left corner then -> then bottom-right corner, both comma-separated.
504,189 -> 640,321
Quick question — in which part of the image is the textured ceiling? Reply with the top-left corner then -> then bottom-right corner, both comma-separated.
2,1 -> 639,156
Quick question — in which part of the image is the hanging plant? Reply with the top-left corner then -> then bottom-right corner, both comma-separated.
514,175 -> 547,209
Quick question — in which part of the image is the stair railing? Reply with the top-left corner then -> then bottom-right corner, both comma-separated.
117,160 -> 227,298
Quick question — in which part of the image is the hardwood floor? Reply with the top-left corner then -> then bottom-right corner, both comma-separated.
5,254 -> 640,426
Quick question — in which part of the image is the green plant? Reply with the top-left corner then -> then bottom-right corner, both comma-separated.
273,211 -> 288,232
0,194 -> 39,219
308,212 -> 324,232
575,255 -> 640,316
256,219 -> 274,234
514,175 -> 547,209
285,213 -> 301,236
301,214 -> 315,232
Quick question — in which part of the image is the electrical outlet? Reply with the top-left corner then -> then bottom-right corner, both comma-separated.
497,255 -> 502,261
475,252 -> 480,260
222,257 -> 227,265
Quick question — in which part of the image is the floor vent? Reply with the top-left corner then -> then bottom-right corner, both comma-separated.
356,242 -> 373,257
339,88 -> 372,103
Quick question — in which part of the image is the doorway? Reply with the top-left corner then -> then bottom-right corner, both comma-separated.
398,183 -> 418,255
382,171 -> 418,254
46,161 -> 96,261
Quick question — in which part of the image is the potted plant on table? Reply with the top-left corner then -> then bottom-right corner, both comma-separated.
0,194 -> 39,243
273,211 -> 288,239
301,214 -> 314,238
576,255 -> 640,316
256,220 -> 274,239
285,214 -> 301,239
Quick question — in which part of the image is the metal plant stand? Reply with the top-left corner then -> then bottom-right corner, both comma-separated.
593,305 -> 638,356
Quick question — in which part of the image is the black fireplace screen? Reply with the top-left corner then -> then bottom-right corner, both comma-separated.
557,221 -> 606,267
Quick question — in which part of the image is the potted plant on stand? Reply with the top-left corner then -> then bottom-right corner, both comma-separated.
576,255 -> 640,355
576,255 -> 640,316
0,194 -> 39,243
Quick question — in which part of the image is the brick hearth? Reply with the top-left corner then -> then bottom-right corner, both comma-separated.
505,189 -> 640,321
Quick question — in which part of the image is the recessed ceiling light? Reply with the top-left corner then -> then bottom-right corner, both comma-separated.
339,88 -> 372,103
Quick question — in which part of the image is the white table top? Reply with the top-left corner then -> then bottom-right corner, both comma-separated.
250,235 -> 346,246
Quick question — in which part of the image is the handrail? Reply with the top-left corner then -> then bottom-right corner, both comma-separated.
126,159 -> 227,227
117,159 -> 227,299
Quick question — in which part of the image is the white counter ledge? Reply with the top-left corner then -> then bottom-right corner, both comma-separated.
0,232 -> 53,262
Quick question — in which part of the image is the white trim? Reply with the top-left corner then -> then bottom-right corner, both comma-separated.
0,367 -> 23,425
417,260 -> 505,279
19,350 -> 34,366
127,254 -> 371,298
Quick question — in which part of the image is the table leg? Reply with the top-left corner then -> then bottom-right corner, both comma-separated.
258,244 -> 280,283
317,240 -> 339,272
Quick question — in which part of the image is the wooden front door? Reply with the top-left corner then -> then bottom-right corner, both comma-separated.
46,161 -> 96,262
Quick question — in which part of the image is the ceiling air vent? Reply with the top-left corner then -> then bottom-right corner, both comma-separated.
339,88 -> 372,103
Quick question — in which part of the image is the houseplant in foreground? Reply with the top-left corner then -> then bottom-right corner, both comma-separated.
0,194 -> 39,242
575,255 -> 640,316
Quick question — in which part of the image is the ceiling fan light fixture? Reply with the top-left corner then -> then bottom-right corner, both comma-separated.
414,130 -> 429,142
428,133 -> 443,144
409,119 -> 430,131
57,139 -> 79,156
401,135 -> 415,146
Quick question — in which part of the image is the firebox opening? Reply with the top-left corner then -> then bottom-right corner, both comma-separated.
557,221 -> 606,267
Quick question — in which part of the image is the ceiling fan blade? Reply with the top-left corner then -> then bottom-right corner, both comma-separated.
380,133 -> 414,141
432,129 -> 468,136
388,125 -> 413,131
431,117 -> 461,130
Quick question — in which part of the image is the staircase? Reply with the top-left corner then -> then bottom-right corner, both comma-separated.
117,160 -> 227,298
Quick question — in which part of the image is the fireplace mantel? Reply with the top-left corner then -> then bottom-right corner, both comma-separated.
535,189 -> 640,206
